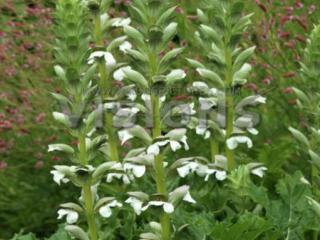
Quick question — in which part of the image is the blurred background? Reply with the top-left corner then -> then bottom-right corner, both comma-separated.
0,0 -> 320,238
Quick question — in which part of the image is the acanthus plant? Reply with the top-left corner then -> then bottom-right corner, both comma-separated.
50,0 -> 135,239
288,22 -> 320,229
180,0 -> 268,191
116,0 -> 197,239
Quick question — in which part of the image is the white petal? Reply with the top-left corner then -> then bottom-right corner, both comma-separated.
141,94 -> 151,102
256,96 -> 267,104
57,209 -> 68,220
163,203 -> 174,213
181,136 -> 189,150
177,165 -> 191,178
183,191 -> 196,204
215,170 -> 227,181
119,41 -> 132,53
66,211 -> 79,224
104,52 -> 116,67
132,165 -> 146,178
199,97 -> 216,110
118,129 -> 133,145
251,167 -> 267,178
248,128 -> 259,135
125,197 -> 143,215
204,130 -> 211,139
147,144 -> 160,156
112,17 -> 131,27
99,206 -> 112,218
106,173 -> 123,183
127,89 -> 137,101
226,136 -> 253,150
113,66 -> 131,81
88,51 -> 105,64
57,209 -> 78,224
170,140 -> 182,152
50,170 -> 69,185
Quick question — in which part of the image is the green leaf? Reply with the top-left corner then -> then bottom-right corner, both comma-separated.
65,225 -> 89,240
124,25 -> 144,46
233,46 -> 256,71
107,36 -> 127,51
47,225 -> 72,240
160,47 -> 184,66
288,127 -> 310,148
291,87 -> 311,106
196,68 -> 225,88
123,68 -> 148,88
307,197 -> 320,218
186,58 -> 205,69
210,213 -> 272,240
200,24 -> 221,45
162,22 -> 178,43
126,49 -> 148,62
309,150 -> 320,169
156,6 -> 177,26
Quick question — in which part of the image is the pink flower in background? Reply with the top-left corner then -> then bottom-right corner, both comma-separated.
0,161 -> 8,170
34,161 -> 44,169
5,67 -> 17,77
35,113 -> 46,123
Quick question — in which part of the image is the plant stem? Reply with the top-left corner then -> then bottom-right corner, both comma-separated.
224,46 -> 236,170
151,95 -> 171,240
210,137 -> 219,162
94,12 -> 120,162
79,134 -> 98,240
83,184 -> 98,240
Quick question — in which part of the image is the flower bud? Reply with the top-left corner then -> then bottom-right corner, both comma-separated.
87,0 -> 100,14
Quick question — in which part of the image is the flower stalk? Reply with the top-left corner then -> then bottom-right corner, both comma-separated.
92,8 -> 120,162
224,44 -> 236,169
151,95 -> 171,240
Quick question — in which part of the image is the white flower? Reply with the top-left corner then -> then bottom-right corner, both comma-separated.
112,17 -> 131,27
248,128 -> 259,135
99,200 -> 123,218
113,66 -> 132,81
182,190 -> 196,204
199,97 -> 217,110
196,125 -> 211,139
196,165 -> 227,181
256,96 -> 267,104
118,129 -> 134,145
177,162 -> 199,178
215,170 -> 227,181
57,209 -> 79,224
226,136 -> 253,150
169,185 -> 196,204
87,51 -> 116,67
251,166 -> 267,178
147,130 -> 189,156
178,103 -> 196,115
141,201 -> 175,214
50,170 -> 70,185
123,162 -> 146,178
119,41 -> 132,53
106,173 -> 131,184
125,197 -> 144,215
